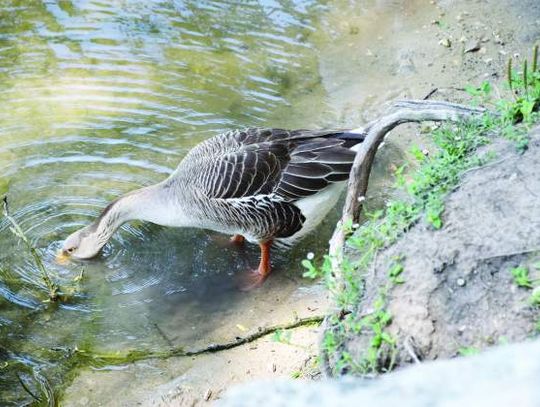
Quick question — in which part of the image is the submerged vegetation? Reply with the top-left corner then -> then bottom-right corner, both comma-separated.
304,46 -> 540,376
2,197 -> 85,303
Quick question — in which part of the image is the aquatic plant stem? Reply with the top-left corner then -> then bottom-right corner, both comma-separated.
2,196 -> 59,301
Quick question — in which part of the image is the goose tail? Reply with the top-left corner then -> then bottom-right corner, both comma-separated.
333,128 -> 366,151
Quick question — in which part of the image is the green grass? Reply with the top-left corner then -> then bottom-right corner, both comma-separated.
458,346 -> 480,357
511,266 -> 533,289
304,46 -> 540,376
530,288 -> 540,307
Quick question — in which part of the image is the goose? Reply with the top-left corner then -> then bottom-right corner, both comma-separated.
58,127 -> 365,288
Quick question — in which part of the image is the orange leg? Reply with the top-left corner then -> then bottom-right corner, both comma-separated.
230,234 -> 245,245
257,240 -> 272,278
239,240 -> 273,291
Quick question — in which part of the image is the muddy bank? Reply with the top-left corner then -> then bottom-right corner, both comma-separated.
327,126 -> 540,372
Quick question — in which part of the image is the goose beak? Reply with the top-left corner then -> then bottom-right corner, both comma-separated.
56,250 -> 71,265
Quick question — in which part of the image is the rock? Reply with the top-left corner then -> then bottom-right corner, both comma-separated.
439,38 -> 452,48
218,339 -> 540,407
464,39 -> 481,53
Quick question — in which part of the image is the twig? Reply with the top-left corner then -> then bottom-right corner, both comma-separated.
76,315 -> 325,366
2,196 -> 58,301
403,336 -> 421,364
477,247 -> 540,262
423,88 -> 439,100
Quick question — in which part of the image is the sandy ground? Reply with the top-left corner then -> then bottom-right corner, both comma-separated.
63,1 -> 540,405
66,325 -> 322,406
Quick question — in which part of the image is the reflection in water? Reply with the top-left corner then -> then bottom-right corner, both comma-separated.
0,0 -> 341,404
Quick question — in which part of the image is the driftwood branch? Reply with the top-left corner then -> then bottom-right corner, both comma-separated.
321,99 -> 487,377
328,99 -> 486,282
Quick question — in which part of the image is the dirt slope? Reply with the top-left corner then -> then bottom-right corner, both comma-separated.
339,127 -> 540,368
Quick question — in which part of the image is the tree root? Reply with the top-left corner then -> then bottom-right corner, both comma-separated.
74,315 -> 324,367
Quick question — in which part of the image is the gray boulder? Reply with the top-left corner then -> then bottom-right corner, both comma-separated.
218,339 -> 540,407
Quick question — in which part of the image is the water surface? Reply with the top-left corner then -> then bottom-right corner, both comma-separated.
0,1 -> 356,403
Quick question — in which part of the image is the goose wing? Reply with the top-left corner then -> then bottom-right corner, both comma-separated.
274,137 -> 357,201
192,128 -> 362,202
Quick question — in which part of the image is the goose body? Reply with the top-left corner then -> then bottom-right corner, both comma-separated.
60,127 -> 365,287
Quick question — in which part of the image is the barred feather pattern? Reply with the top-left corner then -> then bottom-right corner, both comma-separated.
165,127 -> 364,242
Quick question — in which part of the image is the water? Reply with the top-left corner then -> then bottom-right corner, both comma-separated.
0,1 -> 354,404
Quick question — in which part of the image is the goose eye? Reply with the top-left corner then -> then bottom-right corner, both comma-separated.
67,247 -> 75,253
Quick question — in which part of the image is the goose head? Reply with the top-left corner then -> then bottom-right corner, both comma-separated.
58,225 -> 106,262
56,184 -> 166,264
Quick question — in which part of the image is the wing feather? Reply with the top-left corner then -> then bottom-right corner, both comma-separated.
184,128 -> 362,203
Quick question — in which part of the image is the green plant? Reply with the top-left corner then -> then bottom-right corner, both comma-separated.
272,329 -> 292,344
458,346 -> 480,357
290,370 -> 302,379
511,266 -> 533,289
388,257 -> 405,285
355,292 -> 396,373
497,45 -> 540,150
465,80 -> 492,104
530,288 -> 540,307
301,258 -> 320,279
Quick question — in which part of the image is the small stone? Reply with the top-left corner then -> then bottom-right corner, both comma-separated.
457,278 -> 466,287
306,252 -> 314,260
464,39 -> 481,53
439,38 -> 452,48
